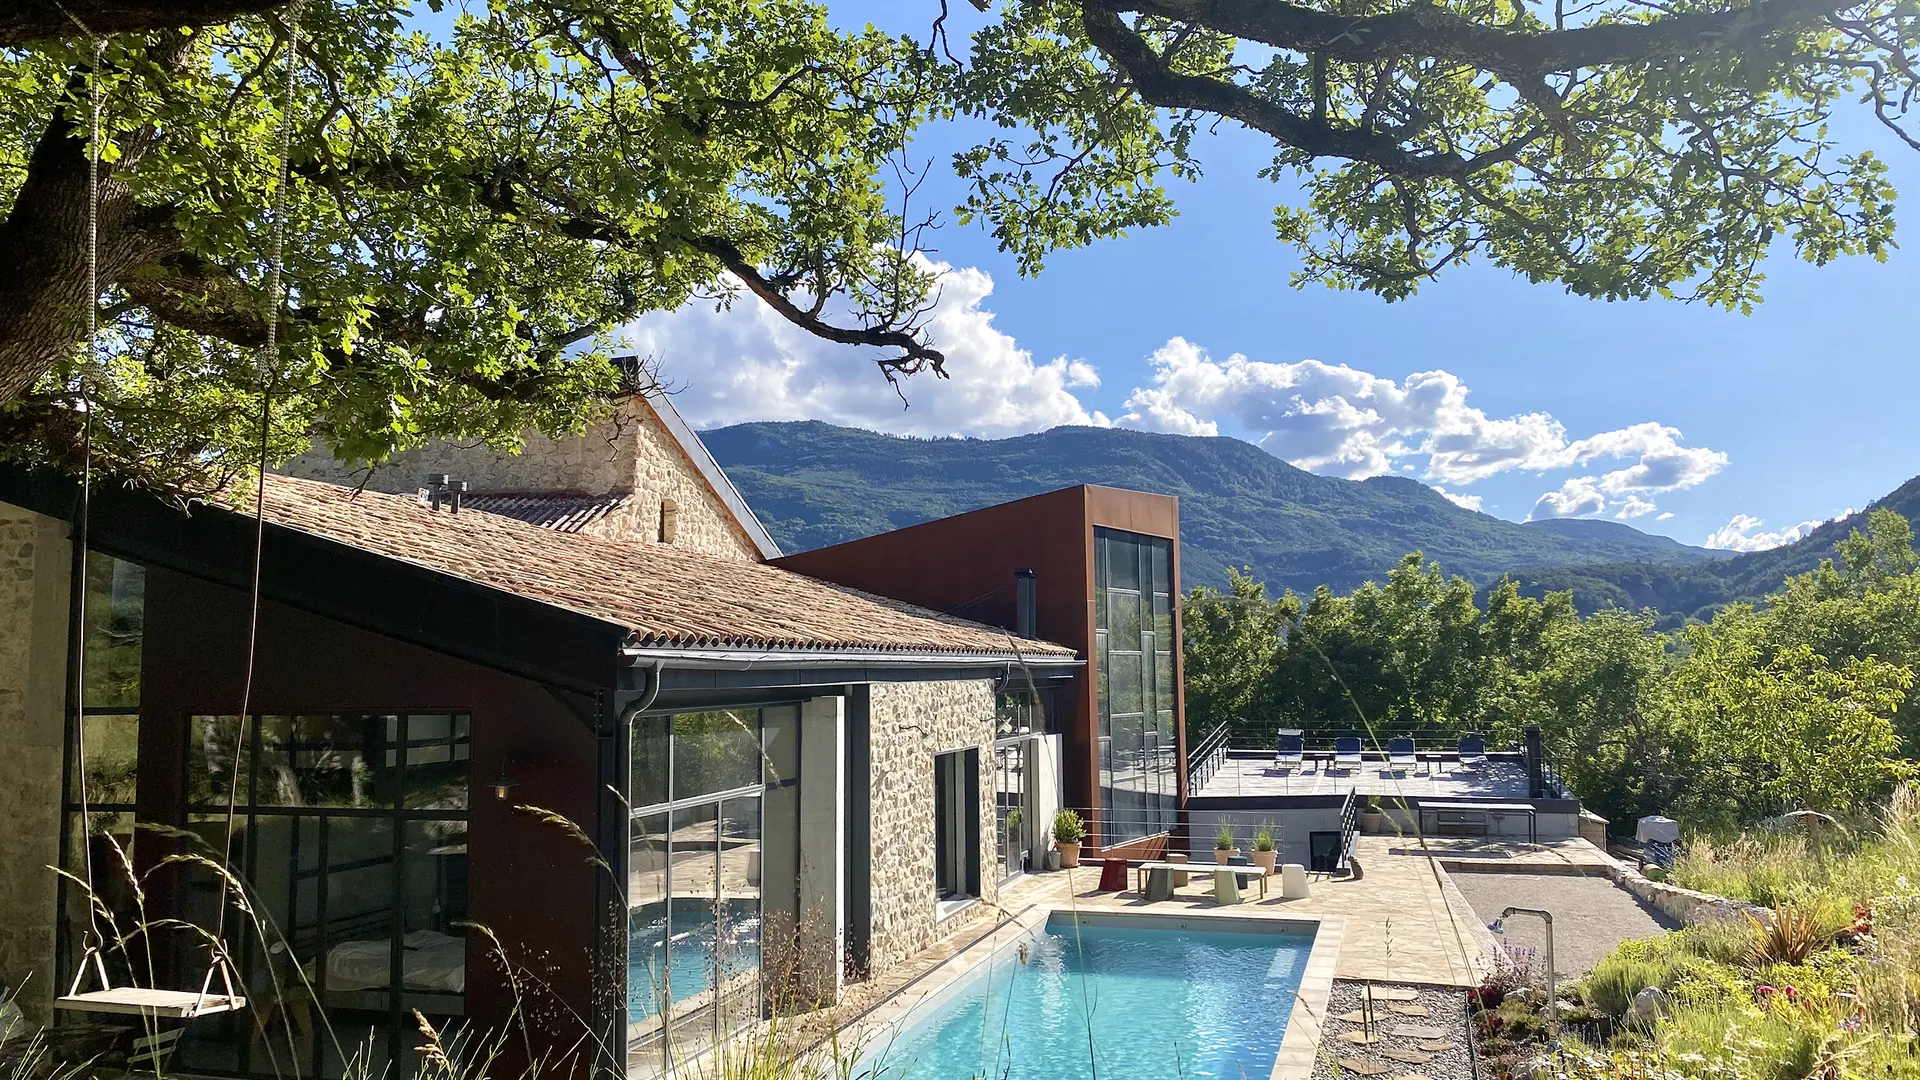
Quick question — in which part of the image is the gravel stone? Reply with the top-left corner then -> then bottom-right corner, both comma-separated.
1312,982 -> 1474,1080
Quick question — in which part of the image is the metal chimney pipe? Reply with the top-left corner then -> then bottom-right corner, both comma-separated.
1015,568 -> 1037,638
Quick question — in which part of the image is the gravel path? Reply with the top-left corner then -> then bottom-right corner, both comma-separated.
1450,871 -> 1679,980
1311,981 -> 1474,1080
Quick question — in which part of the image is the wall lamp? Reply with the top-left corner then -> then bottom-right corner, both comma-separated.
489,754 -> 524,801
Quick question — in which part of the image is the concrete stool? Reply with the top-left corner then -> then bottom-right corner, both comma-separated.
1145,865 -> 1175,902
1280,863 -> 1311,900
1167,851 -> 1190,888
1097,858 -> 1129,892
1213,869 -> 1242,905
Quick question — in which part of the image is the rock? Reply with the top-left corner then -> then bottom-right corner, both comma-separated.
1629,986 -> 1671,1025
1387,1003 -> 1429,1016
1333,1009 -> 1371,1023
1372,988 -> 1421,1002
1510,1055 -> 1554,1080
1337,1058 -> 1390,1076
1388,1024 -> 1447,1039
1382,1048 -> 1433,1065
1416,1042 -> 1456,1052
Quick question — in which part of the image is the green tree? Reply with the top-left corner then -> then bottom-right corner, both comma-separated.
9,0 -> 1920,485
1,1 -> 955,487
1181,568 -> 1291,744
1666,616 -> 1913,823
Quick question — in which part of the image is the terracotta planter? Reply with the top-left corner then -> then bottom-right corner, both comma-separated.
1251,849 -> 1278,874
1361,811 -> 1384,833
1057,841 -> 1081,868
1213,847 -> 1239,864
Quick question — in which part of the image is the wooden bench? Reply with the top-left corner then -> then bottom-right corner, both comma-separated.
1132,860 -> 1267,902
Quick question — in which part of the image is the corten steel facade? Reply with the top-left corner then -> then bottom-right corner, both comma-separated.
773,484 -> 1186,857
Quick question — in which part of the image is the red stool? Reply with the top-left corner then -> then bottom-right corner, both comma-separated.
1097,858 -> 1128,892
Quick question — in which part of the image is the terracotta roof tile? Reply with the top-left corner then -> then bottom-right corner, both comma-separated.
246,474 -> 1074,659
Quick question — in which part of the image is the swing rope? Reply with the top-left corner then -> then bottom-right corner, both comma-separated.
56,1 -> 303,1018
208,0 -> 304,970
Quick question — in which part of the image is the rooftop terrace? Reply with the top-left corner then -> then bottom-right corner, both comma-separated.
1191,751 -> 1535,801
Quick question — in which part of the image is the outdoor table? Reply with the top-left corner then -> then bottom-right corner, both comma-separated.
1418,800 -> 1537,844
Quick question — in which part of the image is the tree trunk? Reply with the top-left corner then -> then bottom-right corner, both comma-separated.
0,96 -> 174,402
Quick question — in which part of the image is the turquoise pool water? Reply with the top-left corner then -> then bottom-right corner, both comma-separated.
876,919 -> 1313,1080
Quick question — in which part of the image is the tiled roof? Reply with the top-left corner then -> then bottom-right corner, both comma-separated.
245,474 -> 1074,659
461,492 -> 628,533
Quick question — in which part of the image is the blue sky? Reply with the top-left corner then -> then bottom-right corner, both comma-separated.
627,1 -> 1920,552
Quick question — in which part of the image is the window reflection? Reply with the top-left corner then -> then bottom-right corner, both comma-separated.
1094,529 -> 1178,847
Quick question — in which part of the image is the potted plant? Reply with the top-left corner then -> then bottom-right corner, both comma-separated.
1053,808 -> 1085,868
1251,823 -> 1278,874
1361,796 -> 1385,833
1214,819 -> 1238,863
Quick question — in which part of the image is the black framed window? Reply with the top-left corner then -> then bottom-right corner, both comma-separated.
60,553 -> 146,1003
174,712 -> 470,1080
1094,528 -> 1178,847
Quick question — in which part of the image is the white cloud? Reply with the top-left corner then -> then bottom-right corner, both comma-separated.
1531,477 -> 1608,519
1615,495 -> 1659,519
1703,514 -> 1825,552
624,261 -> 1109,437
1656,512 -> 1675,521
1432,486 -> 1484,512
1115,341 -> 1727,514
1704,509 -> 1856,552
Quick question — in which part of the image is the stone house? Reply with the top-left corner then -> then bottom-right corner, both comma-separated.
0,387 -> 1197,1080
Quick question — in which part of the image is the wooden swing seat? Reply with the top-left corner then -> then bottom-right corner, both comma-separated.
55,987 -> 247,1019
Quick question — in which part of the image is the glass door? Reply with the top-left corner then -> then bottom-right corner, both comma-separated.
994,740 -> 1028,882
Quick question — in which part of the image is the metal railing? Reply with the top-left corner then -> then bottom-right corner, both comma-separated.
1186,724 -> 1232,794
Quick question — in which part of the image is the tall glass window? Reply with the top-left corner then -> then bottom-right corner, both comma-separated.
628,706 -> 799,1080
1094,529 -> 1177,847
61,553 -> 145,1014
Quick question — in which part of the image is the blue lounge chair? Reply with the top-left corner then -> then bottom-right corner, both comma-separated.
1333,736 -> 1363,773
1388,737 -> 1417,775
1457,733 -> 1488,771
1274,730 -> 1305,772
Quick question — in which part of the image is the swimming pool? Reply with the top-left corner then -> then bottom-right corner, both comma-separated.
873,915 -> 1316,1080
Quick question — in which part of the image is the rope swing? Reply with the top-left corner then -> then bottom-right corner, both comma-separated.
57,3 -> 306,1022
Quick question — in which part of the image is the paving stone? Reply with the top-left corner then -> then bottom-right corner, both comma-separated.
1383,1048 -> 1434,1065
1333,1009 -> 1372,1023
1388,1003 -> 1429,1016
1337,1031 -> 1383,1046
1337,1059 -> 1391,1076
1371,988 -> 1421,1002
1388,1024 -> 1447,1039
1417,1042 -> 1456,1053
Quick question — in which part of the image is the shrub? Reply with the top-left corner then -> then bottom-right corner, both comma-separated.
1585,955 -> 1674,1018
1052,808 -> 1084,845
1253,822 -> 1276,852
1748,902 -> 1820,966
1215,819 -> 1235,850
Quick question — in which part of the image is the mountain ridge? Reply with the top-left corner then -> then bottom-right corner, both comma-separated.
702,420 -> 1730,600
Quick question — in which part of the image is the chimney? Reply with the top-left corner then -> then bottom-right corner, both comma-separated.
1015,568 -> 1037,638
420,475 -> 467,513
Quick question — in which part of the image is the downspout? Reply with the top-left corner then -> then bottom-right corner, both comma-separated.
595,657 -> 663,1080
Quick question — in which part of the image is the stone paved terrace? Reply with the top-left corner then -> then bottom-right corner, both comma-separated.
1194,752 -> 1533,800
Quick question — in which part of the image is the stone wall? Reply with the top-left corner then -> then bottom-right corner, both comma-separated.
0,505 -> 72,1023
280,396 -> 760,562
863,679 -> 999,972
1608,861 -> 1769,927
